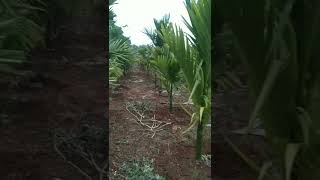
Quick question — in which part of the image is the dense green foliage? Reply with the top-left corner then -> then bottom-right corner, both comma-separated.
109,39 -> 133,87
0,0 -> 105,75
108,0 -> 133,90
117,158 -> 165,180
217,0 -> 320,179
136,45 -> 153,70
109,0 -> 130,43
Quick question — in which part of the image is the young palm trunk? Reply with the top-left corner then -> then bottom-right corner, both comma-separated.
195,120 -> 204,160
45,18 -> 56,49
159,77 -> 162,89
169,84 -> 173,112
154,73 -> 157,89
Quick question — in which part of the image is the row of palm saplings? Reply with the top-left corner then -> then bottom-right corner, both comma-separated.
140,0 -> 211,160
217,0 -> 320,179
0,0 -> 104,76
108,0 -> 134,90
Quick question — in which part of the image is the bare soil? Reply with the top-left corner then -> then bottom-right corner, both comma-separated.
0,16 -> 107,180
109,66 -> 211,180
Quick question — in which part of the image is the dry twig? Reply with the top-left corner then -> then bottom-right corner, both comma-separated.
125,103 -> 171,138
53,128 -> 108,180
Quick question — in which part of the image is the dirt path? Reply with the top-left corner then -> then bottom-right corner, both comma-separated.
0,16 -> 107,180
109,66 -> 211,179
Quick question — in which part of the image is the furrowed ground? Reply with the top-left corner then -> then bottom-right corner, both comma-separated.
109,65 -> 211,179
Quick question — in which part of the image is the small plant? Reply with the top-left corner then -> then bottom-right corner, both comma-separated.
116,139 -> 129,145
117,158 -> 165,180
191,169 -> 200,180
200,154 -> 211,167
126,100 -> 152,114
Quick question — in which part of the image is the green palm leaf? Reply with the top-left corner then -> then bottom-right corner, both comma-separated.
160,0 -> 211,159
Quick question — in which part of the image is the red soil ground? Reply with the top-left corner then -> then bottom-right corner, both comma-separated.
109,66 -> 211,179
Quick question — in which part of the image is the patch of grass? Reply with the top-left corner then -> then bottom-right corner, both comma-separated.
116,158 -> 165,180
116,139 -> 129,145
191,169 -> 200,180
126,100 -> 152,113
200,154 -> 211,167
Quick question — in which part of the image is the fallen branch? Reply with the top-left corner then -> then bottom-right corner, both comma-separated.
53,127 -> 108,180
53,135 -> 93,180
126,104 -> 171,138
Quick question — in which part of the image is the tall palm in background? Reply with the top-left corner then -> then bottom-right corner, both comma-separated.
144,14 -> 170,48
144,15 -> 173,89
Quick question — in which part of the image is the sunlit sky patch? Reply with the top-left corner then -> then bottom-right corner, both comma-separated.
112,0 -> 191,46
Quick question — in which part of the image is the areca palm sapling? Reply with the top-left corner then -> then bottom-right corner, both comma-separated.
109,39 -> 133,72
144,14 -> 172,89
145,15 -> 183,111
108,38 -> 133,89
151,44 -> 180,112
160,0 -> 211,159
